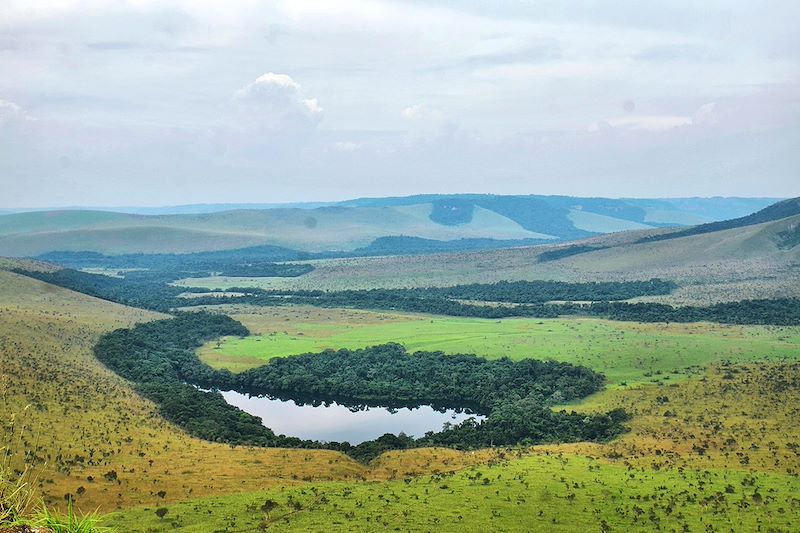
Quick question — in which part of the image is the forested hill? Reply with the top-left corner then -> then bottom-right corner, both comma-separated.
0,195 -> 779,256
638,197 -> 800,244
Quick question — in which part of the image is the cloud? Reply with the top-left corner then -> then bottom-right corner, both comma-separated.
231,72 -> 322,129
401,104 -> 446,121
1,0 -> 798,206
605,115 -> 693,132
0,99 -> 26,124
332,141 -> 362,152
401,104 -> 425,120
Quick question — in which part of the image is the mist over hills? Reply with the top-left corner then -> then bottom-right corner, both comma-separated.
0,194 -> 782,257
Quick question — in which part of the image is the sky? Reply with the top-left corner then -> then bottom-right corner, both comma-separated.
1,0 -> 798,208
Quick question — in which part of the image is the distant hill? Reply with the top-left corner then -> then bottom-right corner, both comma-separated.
565,213 -> 800,272
238,198 -> 800,304
637,197 -> 800,244
0,195 -> 781,256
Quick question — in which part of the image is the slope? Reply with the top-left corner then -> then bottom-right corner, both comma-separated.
0,264 -> 370,512
0,205 -> 552,256
638,196 -> 800,243
0,195 -> 780,256
195,213 -> 800,306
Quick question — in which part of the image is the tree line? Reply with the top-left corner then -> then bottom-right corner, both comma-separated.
206,289 -> 800,326
93,313 -> 628,462
14,267 -> 800,325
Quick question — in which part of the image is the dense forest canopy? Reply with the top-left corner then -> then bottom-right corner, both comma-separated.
94,313 -> 628,461
235,343 -> 604,411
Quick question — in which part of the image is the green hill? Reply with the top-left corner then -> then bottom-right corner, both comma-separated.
213,204 -> 799,305
637,196 -> 800,244
0,195 -> 780,256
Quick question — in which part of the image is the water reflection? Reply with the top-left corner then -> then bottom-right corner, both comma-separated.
220,390 -> 484,444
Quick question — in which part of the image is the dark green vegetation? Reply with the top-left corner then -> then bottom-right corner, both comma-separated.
193,289 -> 800,325
12,267 -> 191,312
639,196 -> 800,244
347,278 -> 677,303
429,198 -> 475,225
38,248 -> 314,279
13,267 -> 676,311
536,244 -> 605,262
236,343 -> 604,410
14,267 -> 800,325
94,314 -> 627,462
37,235 -> 552,268
92,312 -> 273,447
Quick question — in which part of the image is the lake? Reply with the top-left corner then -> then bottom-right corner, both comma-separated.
220,390 -> 483,444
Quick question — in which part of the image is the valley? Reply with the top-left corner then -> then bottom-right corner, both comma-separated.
1,195 -> 798,532
4,5 -> 797,530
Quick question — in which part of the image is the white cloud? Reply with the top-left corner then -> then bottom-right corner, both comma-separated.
1,0 -> 798,206
332,140 -> 361,151
232,72 -> 322,124
401,104 -> 425,120
401,103 -> 448,122
0,99 -> 27,125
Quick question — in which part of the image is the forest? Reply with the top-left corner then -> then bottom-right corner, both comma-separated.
34,234 -> 552,269
93,313 -> 629,461
15,267 -> 800,325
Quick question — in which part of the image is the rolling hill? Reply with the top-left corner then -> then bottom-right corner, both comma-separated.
194,198 -> 800,305
636,196 -> 800,243
0,195 -> 779,256
0,259 -> 495,513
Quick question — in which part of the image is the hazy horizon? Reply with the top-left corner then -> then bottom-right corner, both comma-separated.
2,1 -> 798,207
0,192 -> 789,213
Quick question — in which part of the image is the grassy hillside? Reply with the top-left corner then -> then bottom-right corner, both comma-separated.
0,205 -> 552,256
180,213 -> 800,306
343,194 -> 778,227
107,360 -> 800,532
566,214 -> 800,270
3,258 -> 799,531
0,196 -> 780,256
107,449 -> 800,531
0,266 -> 446,513
638,196 -> 800,243
195,305 -> 800,385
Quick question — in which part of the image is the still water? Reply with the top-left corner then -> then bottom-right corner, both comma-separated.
220,390 -> 483,444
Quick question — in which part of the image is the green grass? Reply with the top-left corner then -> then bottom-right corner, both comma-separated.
37,500 -> 108,533
105,453 -> 800,532
200,313 -> 800,385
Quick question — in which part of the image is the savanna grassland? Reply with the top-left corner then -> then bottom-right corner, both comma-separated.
106,363 -> 800,532
0,269 -> 500,515
197,305 -> 800,385
175,214 -> 800,306
3,270 -> 800,531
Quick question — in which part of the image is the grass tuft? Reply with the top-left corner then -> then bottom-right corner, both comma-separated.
1,407 -> 40,526
36,500 -> 109,533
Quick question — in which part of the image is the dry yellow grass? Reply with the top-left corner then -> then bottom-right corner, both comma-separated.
3,262 -> 799,525
0,270 -> 368,513
538,363 -> 800,475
